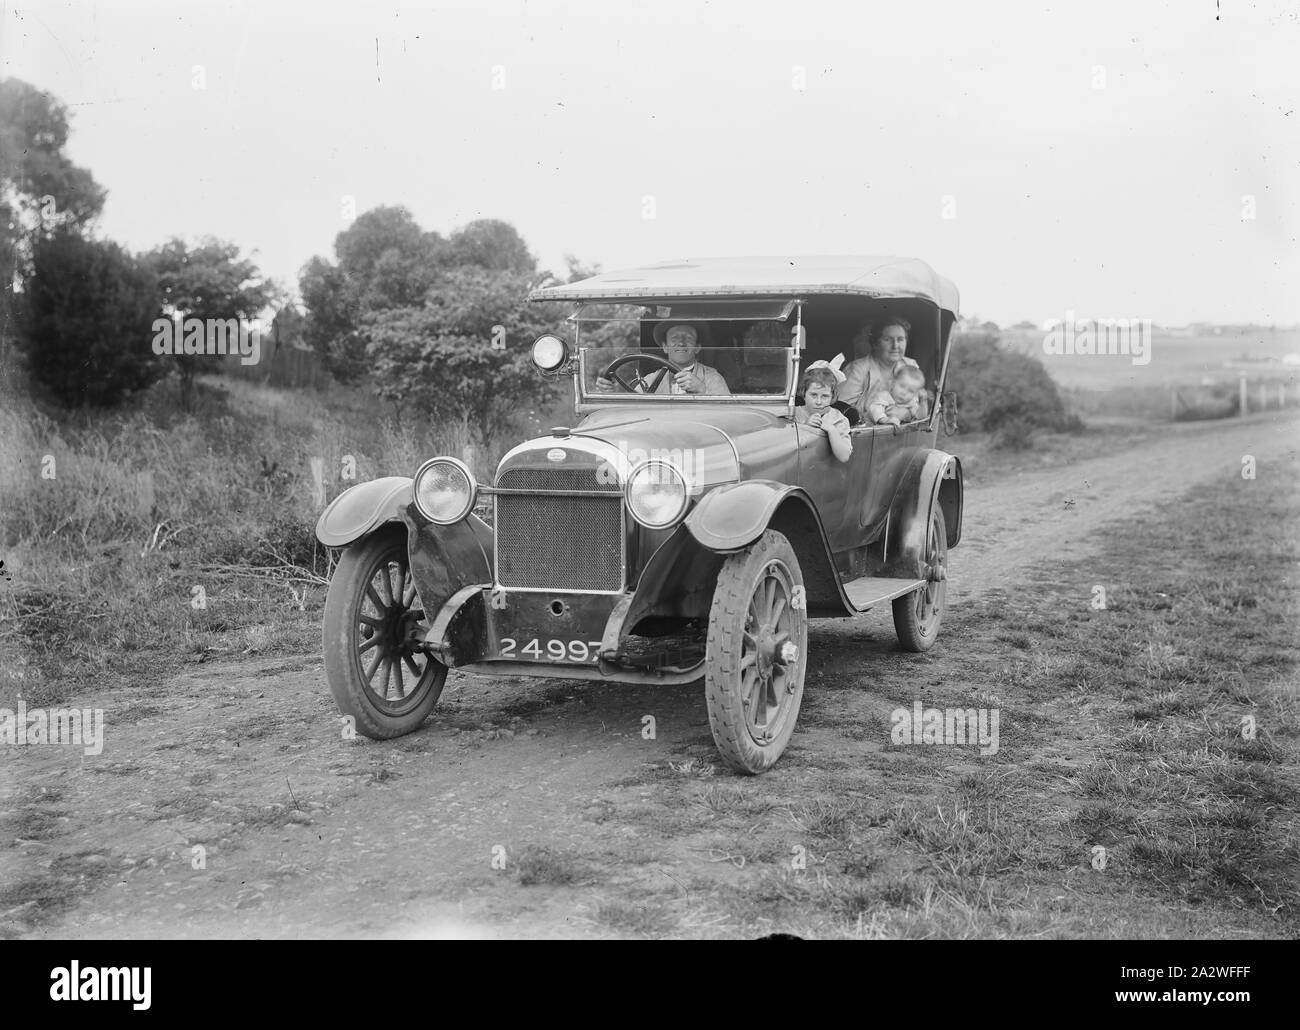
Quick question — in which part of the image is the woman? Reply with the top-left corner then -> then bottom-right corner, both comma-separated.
837,316 -> 929,421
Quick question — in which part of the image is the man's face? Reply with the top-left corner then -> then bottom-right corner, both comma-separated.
661,325 -> 701,366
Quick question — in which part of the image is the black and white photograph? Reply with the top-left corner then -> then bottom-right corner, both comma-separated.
0,0 -> 1296,960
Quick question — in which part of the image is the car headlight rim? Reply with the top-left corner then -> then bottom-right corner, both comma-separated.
413,456 -> 477,525
531,334 -> 568,373
624,459 -> 689,529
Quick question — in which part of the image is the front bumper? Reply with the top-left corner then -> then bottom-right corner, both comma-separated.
423,585 -> 704,685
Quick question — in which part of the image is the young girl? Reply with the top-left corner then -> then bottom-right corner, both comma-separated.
795,364 -> 853,462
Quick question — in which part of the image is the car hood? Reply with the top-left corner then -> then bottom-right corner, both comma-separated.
500,406 -> 786,489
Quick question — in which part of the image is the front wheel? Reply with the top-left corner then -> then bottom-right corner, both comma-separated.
892,505 -> 948,651
322,524 -> 447,739
704,530 -> 808,774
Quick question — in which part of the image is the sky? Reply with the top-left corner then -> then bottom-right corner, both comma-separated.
2,0 -> 1297,325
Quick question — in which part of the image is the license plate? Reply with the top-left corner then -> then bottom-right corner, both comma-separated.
498,637 -> 604,664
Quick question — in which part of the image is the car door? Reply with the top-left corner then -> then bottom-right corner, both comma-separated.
858,402 -> 948,541
796,420 -> 868,554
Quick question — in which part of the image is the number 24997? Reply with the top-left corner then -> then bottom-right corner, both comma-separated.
499,638 -> 602,663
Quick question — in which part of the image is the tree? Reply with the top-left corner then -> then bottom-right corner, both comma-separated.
270,303 -> 307,350
563,255 -> 600,283
21,229 -> 164,406
300,206 -> 444,379
446,218 -> 534,274
335,205 -> 445,306
364,267 -> 562,442
300,255 -> 362,379
254,303 -> 307,380
145,237 -> 278,408
0,78 -> 107,356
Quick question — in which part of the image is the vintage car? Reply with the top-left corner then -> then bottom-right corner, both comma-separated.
316,256 -> 964,773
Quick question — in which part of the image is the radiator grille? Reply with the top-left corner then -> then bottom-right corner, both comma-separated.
495,465 -> 625,591
497,466 -> 621,493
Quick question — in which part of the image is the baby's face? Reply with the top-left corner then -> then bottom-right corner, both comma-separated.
892,379 -> 922,404
804,383 -> 834,411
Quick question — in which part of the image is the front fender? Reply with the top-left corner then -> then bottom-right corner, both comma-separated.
401,507 -> 494,624
686,480 -> 812,552
315,476 -> 412,548
687,481 -> 852,616
881,450 -> 961,576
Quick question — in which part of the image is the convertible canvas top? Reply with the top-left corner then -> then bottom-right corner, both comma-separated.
528,256 -> 960,314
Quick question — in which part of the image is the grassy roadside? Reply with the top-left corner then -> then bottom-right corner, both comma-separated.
0,371 -> 570,709
537,457 -> 1300,939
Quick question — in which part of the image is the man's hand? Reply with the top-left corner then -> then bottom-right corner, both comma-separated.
594,375 -> 619,393
673,367 -> 705,394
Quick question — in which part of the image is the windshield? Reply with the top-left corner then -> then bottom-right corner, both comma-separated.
572,302 -> 798,401
579,345 -> 792,399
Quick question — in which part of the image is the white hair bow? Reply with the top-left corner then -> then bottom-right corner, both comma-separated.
806,353 -> 847,383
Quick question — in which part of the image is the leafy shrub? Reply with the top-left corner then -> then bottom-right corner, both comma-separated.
363,267 -> 566,445
990,415 -> 1039,451
1172,384 -> 1239,421
20,230 -> 165,407
946,330 -> 1082,444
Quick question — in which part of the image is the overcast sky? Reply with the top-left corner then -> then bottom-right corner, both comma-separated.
3,0 -> 1297,325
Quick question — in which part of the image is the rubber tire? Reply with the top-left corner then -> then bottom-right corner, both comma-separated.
322,524 -> 446,739
892,505 -> 948,652
704,529 -> 808,774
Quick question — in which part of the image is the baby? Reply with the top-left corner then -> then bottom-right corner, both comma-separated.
867,360 -> 928,426
795,365 -> 853,462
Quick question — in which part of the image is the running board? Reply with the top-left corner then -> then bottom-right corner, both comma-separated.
843,576 -> 925,612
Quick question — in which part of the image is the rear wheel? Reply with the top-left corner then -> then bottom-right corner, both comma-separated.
892,505 -> 948,651
322,524 -> 447,738
704,530 -> 808,774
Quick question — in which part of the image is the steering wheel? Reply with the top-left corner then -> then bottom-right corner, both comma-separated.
600,353 -> 678,394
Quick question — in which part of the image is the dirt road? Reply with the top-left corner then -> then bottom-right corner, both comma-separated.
4,412 -> 1297,938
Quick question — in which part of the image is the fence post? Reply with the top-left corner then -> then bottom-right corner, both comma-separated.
1170,389 -> 1179,420
135,471 -> 155,520
1239,374 -> 1248,417
1280,383 -> 1286,409
1259,383 -> 1267,411
309,457 -> 325,508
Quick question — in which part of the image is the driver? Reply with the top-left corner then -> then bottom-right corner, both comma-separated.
594,322 -> 731,395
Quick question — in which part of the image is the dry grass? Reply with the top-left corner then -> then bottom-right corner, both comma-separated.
567,461 -> 1300,938
0,363 -> 565,707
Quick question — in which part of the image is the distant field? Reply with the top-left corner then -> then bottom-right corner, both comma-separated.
1002,327 -> 1300,389
998,328 -> 1300,420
